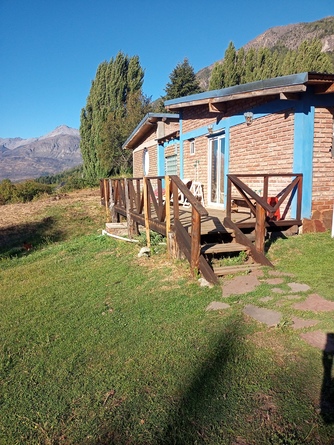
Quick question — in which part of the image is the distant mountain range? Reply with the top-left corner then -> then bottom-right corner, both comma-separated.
0,125 -> 82,182
196,16 -> 334,89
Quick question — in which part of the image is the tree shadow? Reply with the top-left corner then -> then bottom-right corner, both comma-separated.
320,333 -> 334,424
94,316 -> 244,445
0,217 -> 63,257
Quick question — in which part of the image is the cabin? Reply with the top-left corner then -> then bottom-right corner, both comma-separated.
102,72 -> 334,283
124,72 -> 334,232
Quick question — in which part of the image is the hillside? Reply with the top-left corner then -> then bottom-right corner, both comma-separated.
0,125 -> 82,182
197,16 -> 334,90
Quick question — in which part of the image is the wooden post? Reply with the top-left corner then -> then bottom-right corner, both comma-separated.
109,179 -> 118,223
226,176 -> 232,218
124,178 -> 133,239
143,176 -> 150,247
255,203 -> 266,254
190,207 -> 201,275
103,179 -> 111,222
165,176 -> 171,258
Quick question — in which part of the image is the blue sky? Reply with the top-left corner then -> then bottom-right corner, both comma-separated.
0,0 -> 333,138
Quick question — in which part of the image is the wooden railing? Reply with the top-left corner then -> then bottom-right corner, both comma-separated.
226,173 -> 303,253
100,176 -> 217,282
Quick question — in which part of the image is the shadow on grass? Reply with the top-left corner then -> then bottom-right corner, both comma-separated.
0,217 -> 63,257
320,333 -> 334,424
95,317 -> 244,445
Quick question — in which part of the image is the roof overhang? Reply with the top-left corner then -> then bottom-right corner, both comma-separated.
123,113 -> 179,150
164,72 -> 334,111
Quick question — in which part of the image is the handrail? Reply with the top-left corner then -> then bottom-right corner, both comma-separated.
227,173 -> 303,220
226,173 -> 303,255
169,176 -> 208,217
100,175 -> 210,280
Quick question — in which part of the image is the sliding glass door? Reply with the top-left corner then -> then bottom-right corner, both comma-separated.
208,135 -> 225,207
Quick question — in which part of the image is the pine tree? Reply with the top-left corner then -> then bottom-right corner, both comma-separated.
80,51 -> 148,180
164,58 -> 202,100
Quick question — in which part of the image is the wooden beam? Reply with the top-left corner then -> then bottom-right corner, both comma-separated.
208,101 -> 226,113
279,92 -> 300,101
314,82 -> 334,94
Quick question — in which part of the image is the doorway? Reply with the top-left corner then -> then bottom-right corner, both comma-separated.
208,135 -> 225,208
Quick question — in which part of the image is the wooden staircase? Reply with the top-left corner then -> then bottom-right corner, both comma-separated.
196,216 -> 273,284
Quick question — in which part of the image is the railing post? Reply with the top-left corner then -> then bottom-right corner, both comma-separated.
190,207 -> 201,275
226,176 -> 231,218
296,174 -> 303,221
109,179 -> 117,223
103,179 -> 110,222
143,176 -> 150,247
165,176 -> 171,257
255,203 -> 266,254
124,178 -> 133,239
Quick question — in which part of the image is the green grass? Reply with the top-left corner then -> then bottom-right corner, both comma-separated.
1,196 -> 334,444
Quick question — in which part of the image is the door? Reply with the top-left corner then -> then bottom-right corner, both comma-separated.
208,135 -> 225,207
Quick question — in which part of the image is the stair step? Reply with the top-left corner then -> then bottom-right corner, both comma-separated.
201,242 -> 249,255
213,263 -> 262,276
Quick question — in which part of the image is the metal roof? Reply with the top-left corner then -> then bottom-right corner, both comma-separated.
122,112 -> 179,150
164,72 -> 334,109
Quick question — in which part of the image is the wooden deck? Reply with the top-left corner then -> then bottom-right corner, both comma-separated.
101,174 -> 302,283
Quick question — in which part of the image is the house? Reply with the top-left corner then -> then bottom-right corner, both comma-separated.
125,72 -> 334,232
123,113 -> 180,178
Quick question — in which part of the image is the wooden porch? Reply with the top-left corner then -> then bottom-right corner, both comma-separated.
100,173 -> 303,284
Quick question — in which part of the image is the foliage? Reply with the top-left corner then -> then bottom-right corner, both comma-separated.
0,179 -> 53,204
209,38 -> 334,90
80,52 -> 151,181
164,58 -> 202,101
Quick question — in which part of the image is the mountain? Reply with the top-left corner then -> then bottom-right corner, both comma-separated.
196,16 -> 334,90
0,125 -> 82,182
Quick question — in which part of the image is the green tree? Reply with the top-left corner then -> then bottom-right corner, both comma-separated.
164,58 -> 202,100
209,62 -> 224,90
99,90 -> 152,176
80,51 -> 148,180
223,42 -> 238,87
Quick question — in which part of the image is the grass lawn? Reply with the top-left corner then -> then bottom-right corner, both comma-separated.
1,190 -> 334,444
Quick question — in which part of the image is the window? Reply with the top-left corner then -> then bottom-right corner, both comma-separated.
190,140 -> 195,155
165,154 -> 178,175
143,148 -> 149,176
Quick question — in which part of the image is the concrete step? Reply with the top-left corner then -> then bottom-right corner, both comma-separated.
201,242 -> 249,255
213,263 -> 262,276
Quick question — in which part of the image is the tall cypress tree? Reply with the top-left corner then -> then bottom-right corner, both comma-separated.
80,52 -> 148,180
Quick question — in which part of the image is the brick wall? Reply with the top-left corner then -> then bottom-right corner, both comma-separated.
229,110 -> 294,199
303,106 -> 334,232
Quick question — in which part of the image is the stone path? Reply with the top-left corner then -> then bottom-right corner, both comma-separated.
206,268 -> 334,352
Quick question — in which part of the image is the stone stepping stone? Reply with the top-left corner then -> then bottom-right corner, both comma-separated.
222,274 -> 260,297
262,278 -> 284,285
288,282 -> 310,292
259,296 -> 273,302
300,331 -> 334,352
243,304 -> 282,327
285,295 -> 302,300
272,287 -> 284,294
293,294 -> 334,312
206,301 -> 230,311
268,270 -> 295,278
291,317 -> 319,330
